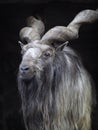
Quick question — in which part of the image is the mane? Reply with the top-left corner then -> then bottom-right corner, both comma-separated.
18,46 -> 93,130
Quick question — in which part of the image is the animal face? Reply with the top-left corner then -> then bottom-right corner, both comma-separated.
19,41 -> 55,79
19,9 -> 98,79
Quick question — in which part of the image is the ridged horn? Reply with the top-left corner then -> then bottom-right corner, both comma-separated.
19,16 -> 45,43
40,9 -> 98,45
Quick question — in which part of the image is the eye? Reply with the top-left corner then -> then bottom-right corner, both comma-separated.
43,49 -> 53,59
44,51 -> 51,57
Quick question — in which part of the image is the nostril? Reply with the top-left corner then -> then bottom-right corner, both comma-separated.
20,66 -> 29,72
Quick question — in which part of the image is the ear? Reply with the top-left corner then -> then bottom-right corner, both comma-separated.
18,41 -> 24,49
56,41 -> 69,51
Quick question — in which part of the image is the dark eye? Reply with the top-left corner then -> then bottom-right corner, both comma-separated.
44,52 -> 51,57
43,49 -> 53,59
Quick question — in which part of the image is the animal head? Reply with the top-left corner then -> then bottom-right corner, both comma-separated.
19,40 -> 55,79
19,9 -> 98,80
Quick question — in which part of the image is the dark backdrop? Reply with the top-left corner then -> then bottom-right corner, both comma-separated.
0,1 -> 98,130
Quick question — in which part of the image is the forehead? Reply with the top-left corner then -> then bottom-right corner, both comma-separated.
22,41 -> 54,59
24,48 -> 42,59
23,41 -> 51,51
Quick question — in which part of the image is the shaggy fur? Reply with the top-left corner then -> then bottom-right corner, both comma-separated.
18,46 -> 95,130
18,9 -> 98,130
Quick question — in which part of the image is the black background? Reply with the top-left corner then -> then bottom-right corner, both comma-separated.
0,1 -> 98,130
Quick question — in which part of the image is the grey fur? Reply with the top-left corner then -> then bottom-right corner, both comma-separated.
18,46 -> 95,130
18,9 -> 98,130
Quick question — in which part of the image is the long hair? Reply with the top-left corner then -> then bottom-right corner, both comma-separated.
18,9 -> 98,130
18,46 -> 94,130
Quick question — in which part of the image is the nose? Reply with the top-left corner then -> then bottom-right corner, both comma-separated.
20,66 -> 30,72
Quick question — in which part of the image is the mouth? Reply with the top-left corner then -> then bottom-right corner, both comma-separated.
18,64 -> 44,81
18,71 -> 36,80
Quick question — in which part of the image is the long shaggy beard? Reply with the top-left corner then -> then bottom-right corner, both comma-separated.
18,47 -> 95,130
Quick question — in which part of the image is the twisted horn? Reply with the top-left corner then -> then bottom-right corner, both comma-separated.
19,16 -> 45,43
41,9 -> 98,45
